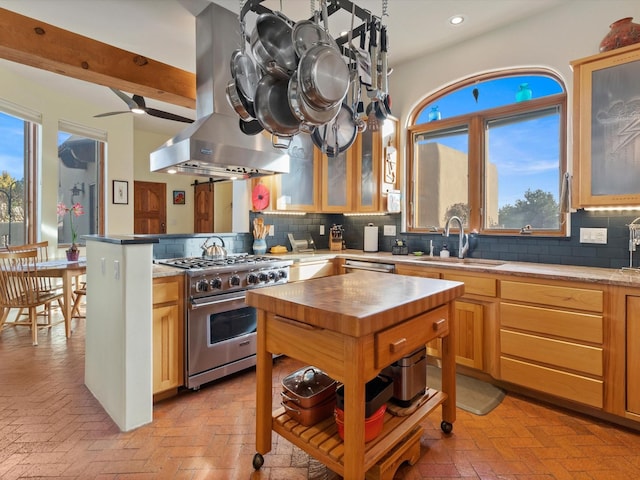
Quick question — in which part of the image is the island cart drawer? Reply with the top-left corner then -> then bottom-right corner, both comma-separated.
442,273 -> 496,297
376,305 -> 448,368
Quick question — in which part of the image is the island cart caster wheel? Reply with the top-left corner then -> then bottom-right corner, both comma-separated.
253,453 -> 264,470
441,421 -> 453,434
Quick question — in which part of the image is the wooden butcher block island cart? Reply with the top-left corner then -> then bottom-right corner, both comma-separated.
246,270 -> 464,479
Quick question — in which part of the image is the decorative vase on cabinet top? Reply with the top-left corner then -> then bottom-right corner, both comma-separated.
515,83 -> 533,102
599,17 -> 640,52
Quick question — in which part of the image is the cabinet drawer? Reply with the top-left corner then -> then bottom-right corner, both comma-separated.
500,302 -> 603,344
442,273 -> 496,297
395,264 -> 440,279
289,261 -> 334,282
500,329 -> 603,376
501,280 -> 603,313
153,278 -> 181,305
376,305 -> 448,368
500,357 -> 603,408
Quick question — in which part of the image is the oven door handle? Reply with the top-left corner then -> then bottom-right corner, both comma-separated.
190,291 -> 246,309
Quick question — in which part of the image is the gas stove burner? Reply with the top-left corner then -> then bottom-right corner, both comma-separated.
156,254 -> 291,272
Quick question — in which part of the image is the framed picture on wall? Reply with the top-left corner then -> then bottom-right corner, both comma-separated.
113,180 -> 128,204
173,190 -> 185,205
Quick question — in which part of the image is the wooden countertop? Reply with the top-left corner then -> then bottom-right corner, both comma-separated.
245,270 -> 464,337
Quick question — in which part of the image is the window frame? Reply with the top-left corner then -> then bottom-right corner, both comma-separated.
407,70 -> 567,237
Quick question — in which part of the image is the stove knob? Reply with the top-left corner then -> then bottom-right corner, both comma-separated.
268,271 -> 277,281
247,273 -> 259,285
210,277 -> 223,290
196,280 -> 209,292
229,274 -> 241,287
277,270 -> 288,280
258,272 -> 269,283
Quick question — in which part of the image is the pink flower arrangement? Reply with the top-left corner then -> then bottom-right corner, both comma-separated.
57,202 -> 85,245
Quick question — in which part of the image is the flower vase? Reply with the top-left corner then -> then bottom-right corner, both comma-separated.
599,17 -> 640,52
428,106 -> 441,122
66,245 -> 80,262
515,83 -> 532,102
253,238 -> 267,255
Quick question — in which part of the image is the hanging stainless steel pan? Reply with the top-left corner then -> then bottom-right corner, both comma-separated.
230,48 -> 260,103
311,103 -> 357,156
291,18 -> 339,57
288,73 -> 341,127
298,43 -> 349,109
226,79 -> 255,121
250,13 -> 298,79
254,73 -> 301,145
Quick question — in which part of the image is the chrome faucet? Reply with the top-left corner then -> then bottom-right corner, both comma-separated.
443,215 -> 469,259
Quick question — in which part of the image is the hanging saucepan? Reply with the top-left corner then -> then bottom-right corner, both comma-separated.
311,103 -> 357,157
250,12 -> 298,79
201,236 -> 227,260
254,73 -> 301,147
230,48 -> 260,104
288,72 -> 341,127
226,79 -> 255,121
291,18 -> 339,58
239,118 -> 263,136
298,42 -> 350,110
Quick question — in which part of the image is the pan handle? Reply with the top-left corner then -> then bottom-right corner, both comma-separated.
280,391 -> 300,404
271,133 -> 293,150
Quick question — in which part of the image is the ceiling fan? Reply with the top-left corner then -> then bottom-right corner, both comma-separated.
94,87 -> 194,123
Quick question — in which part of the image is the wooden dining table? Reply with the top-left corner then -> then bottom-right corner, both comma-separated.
37,257 -> 87,337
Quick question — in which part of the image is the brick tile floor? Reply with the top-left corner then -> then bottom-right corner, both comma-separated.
2,309 -> 640,479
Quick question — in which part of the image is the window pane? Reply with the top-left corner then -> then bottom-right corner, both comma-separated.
417,75 -> 564,122
413,126 -> 469,229
485,107 -> 561,229
0,111 -> 28,246
58,132 -> 102,245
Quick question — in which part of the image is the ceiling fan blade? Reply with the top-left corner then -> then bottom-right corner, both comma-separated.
145,107 -> 194,123
93,111 -> 132,118
109,87 -> 138,110
131,94 -> 147,110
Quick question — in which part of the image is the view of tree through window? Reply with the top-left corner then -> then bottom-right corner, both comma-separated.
0,111 -> 29,246
408,72 -> 566,235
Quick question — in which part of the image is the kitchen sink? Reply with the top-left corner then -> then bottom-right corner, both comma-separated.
414,257 -> 506,267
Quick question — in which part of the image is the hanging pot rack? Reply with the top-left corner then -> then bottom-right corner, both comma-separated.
240,0 -> 381,52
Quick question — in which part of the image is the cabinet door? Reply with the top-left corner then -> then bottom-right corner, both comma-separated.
355,124 -> 380,212
321,148 -> 353,212
153,303 -> 183,394
455,300 -> 484,370
275,133 -> 321,211
627,296 -> 640,414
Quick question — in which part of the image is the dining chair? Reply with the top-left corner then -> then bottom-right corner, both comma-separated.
0,250 -> 64,345
71,281 -> 86,319
6,241 -> 61,322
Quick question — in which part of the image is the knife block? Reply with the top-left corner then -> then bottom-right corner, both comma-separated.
330,238 -> 343,251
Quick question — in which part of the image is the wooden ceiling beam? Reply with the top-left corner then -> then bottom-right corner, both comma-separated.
0,7 -> 196,109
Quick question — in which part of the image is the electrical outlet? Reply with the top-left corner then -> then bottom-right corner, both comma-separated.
579,227 -> 607,244
383,225 -> 396,236
268,225 -> 275,236
320,225 -> 325,235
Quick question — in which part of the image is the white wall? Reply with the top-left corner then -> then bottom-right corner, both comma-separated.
0,64 -> 134,246
391,0 -> 640,177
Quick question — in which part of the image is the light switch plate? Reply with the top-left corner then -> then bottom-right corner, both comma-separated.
319,225 -> 325,235
384,225 -> 396,236
268,225 -> 274,236
579,227 -> 607,244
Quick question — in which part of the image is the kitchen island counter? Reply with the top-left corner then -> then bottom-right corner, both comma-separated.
246,270 -> 464,479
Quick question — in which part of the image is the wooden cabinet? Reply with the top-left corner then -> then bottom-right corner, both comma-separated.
499,279 -> 604,408
627,295 -> 640,415
152,275 -> 184,397
394,264 -> 489,371
321,148 -> 353,212
288,258 -> 336,282
571,44 -> 640,208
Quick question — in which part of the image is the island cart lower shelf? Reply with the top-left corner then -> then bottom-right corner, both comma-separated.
271,389 -> 447,476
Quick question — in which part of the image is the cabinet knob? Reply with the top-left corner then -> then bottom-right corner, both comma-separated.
433,318 -> 446,331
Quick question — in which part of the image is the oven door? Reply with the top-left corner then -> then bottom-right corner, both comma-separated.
187,291 -> 257,388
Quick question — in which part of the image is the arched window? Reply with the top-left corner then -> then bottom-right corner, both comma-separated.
407,69 -> 567,236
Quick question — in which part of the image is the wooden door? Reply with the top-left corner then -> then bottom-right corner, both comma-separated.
134,181 -> 166,234
194,183 -> 214,233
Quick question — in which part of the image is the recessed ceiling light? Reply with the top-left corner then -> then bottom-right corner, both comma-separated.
449,15 -> 465,26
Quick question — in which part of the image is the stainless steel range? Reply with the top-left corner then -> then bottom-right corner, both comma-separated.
157,254 -> 292,390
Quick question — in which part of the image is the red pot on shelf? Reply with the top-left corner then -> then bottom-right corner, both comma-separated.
334,404 -> 386,443
599,17 -> 640,52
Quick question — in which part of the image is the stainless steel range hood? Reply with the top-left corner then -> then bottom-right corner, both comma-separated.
150,2 -> 289,179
